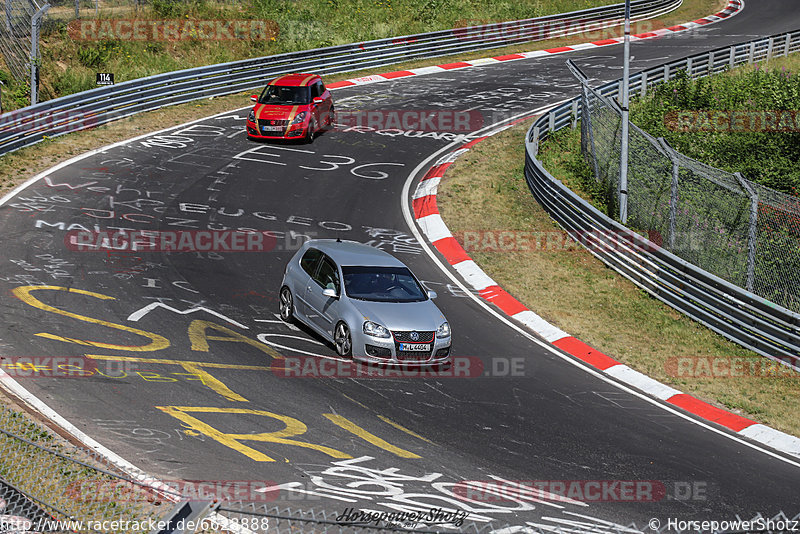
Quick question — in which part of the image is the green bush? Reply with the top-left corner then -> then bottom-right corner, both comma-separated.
632,67 -> 800,195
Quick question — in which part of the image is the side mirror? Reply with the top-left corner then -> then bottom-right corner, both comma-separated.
312,97 -> 324,105
427,290 -> 437,299
322,288 -> 338,298
250,94 -> 258,102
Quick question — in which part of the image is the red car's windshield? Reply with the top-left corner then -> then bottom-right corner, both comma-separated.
259,85 -> 310,105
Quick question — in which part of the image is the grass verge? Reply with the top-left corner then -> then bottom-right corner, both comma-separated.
437,55 -> 800,438
0,0 -> 725,109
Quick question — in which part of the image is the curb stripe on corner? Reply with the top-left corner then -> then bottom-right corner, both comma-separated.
409,84 -> 800,457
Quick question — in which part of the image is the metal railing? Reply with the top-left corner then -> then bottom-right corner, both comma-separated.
525,29 -> 800,370
0,0 -> 681,155
0,405 -> 182,533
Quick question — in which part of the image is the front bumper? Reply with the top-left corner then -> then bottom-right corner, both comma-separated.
246,119 -> 307,139
354,332 -> 451,366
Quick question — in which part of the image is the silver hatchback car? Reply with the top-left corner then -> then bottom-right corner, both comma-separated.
279,239 -> 452,365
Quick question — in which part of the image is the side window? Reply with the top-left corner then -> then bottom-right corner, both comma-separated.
300,248 -> 322,277
313,256 -> 340,293
311,82 -> 323,99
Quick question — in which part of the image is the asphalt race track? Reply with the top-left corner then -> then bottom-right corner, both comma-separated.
1,2 -> 799,531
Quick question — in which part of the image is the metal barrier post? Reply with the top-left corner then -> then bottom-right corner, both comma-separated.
748,41 -> 755,63
767,36 -> 774,59
686,56 -> 693,77
640,71 -> 648,97
735,172 -> 758,292
571,100 -> 578,129
785,33 -> 792,56
729,45 -> 735,68
584,85 -> 601,181
659,138 -> 679,249
29,4 -> 49,106
707,51 -> 714,74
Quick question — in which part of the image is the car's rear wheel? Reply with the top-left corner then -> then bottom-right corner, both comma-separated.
279,286 -> 294,323
334,322 -> 352,358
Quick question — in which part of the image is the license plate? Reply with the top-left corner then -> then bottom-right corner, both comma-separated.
262,126 -> 283,132
399,343 -> 430,352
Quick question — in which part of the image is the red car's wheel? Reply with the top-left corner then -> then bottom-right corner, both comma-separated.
305,119 -> 317,144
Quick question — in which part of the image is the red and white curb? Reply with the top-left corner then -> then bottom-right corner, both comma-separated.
329,0 -> 743,90
411,123 -> 800,460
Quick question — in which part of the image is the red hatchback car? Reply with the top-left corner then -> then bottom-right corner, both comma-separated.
246,73 -> 334,143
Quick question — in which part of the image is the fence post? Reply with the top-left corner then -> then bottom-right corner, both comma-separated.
531,126 -> 540,157
658,138 -> 679,249
548,109 -> 555,132
30,4 -> 49,106
767,36 -> 774,60
664,63 -> 670,82
707,50 -> 714,75
571,100 -> 578,129
735,172 -> 758,292
640,70 -> 648,97
748,41 -> 755,63
784,33 -> 792,57
581,85 -> 601,183
729,45 -> 735,68
686,56 -> 693,77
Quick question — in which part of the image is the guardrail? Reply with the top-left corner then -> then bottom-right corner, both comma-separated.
524,29 -> 800,369
0,0 -> 681,156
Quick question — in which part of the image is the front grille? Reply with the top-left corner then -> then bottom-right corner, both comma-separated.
392,331 -> 435,343
258,118 -> 289,127
397,351 -> 432,362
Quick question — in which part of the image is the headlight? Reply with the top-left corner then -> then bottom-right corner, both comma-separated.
247,109 -> 255,122
363,321 -> 390,338
291,111 -> 307,125
436,322 -> 451,338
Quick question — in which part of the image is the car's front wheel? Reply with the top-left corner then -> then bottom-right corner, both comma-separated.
279,286 -> 294,323
334,322 -> 352,358
305,119 -> 317,143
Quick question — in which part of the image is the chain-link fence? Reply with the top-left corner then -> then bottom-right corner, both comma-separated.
579,78 -> 800,314
0,404 -> 182,533
0,0 -> 43,81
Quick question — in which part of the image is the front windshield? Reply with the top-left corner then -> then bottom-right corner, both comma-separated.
259,85 -> 310,105
342,266 -> 428,303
